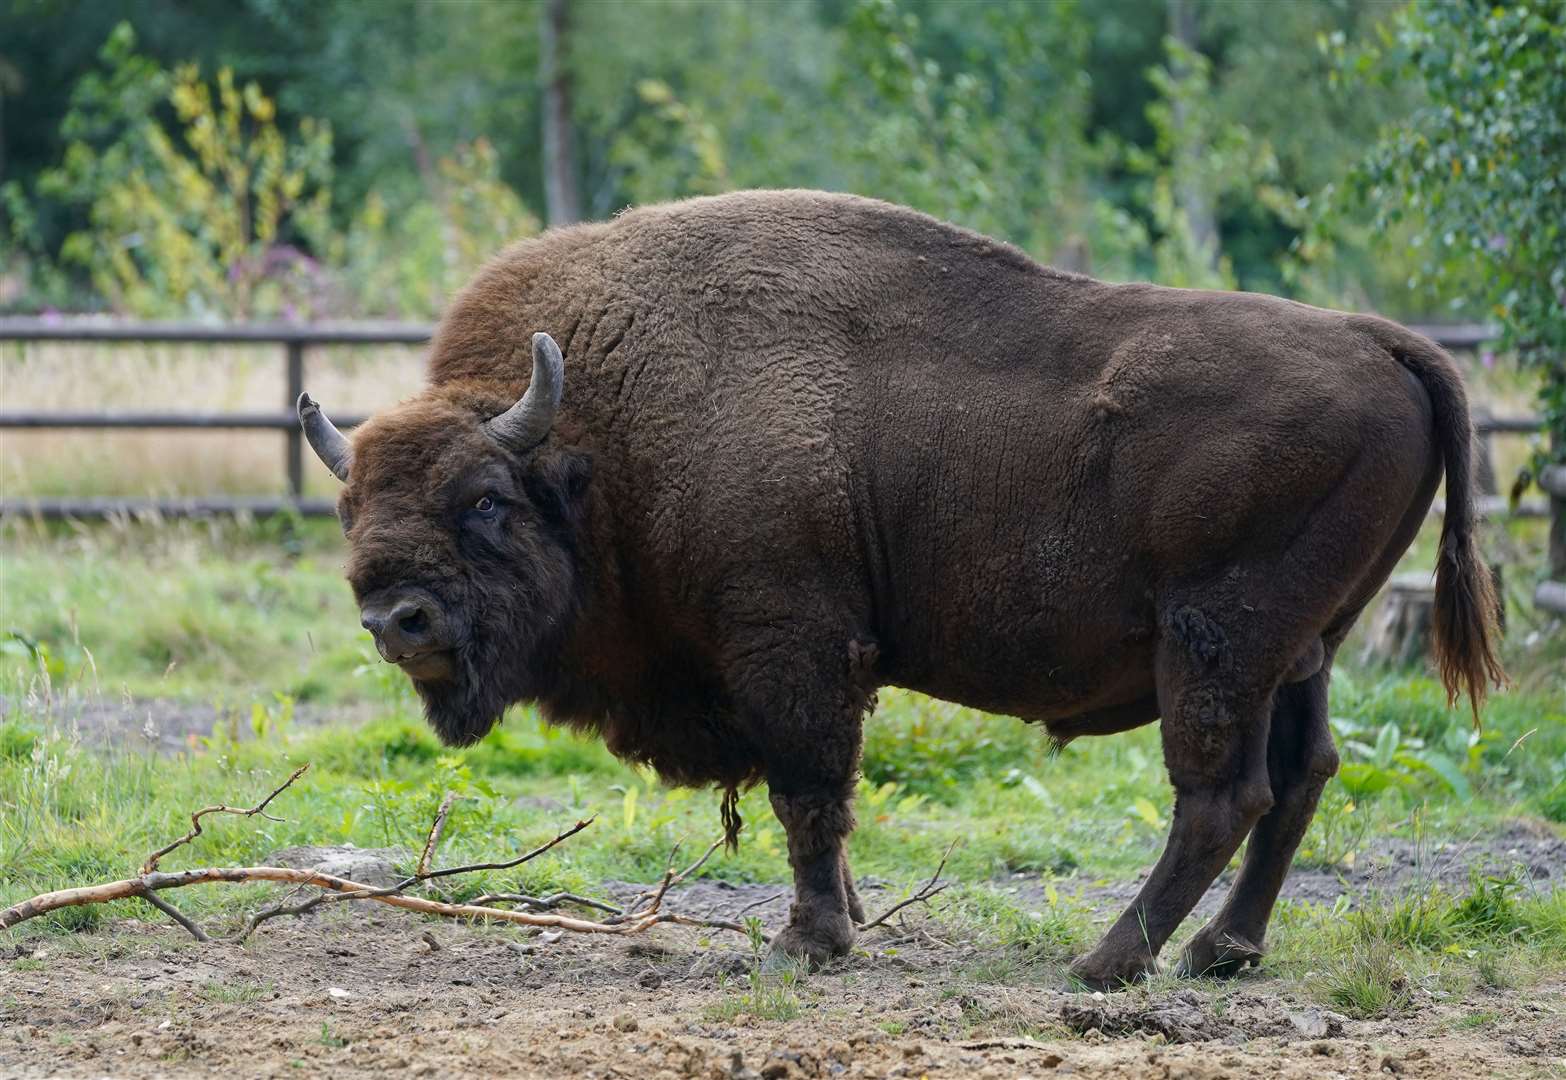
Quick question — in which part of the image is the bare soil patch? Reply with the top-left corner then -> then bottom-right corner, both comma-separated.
5,912 -> 1562,1079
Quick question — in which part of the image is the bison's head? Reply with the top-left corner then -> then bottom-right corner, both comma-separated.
300,332 -> 591,746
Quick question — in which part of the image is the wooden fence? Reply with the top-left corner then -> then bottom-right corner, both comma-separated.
0,319 -> 429,517
1,317 -> 1560,614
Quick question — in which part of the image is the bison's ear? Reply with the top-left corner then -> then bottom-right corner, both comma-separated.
523,448 -> 592,530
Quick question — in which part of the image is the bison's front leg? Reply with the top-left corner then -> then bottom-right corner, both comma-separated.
767,781 -> 859,967
740,642 -> 873,969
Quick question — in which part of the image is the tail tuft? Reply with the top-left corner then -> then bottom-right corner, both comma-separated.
1351,315 -> 1507,722
1433,531 -> 1507,725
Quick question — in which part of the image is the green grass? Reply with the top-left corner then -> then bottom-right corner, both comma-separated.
1,515 -> 1563,1014
200,979 -> 276,1004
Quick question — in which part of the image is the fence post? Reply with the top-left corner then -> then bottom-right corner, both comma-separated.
285,339 -> 305,501
1536,464 -> 1566,617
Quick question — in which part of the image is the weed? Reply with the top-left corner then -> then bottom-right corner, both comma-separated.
705,965 -> 805,1022
1456,1009 -> 1500,1029
200,979 -> 276,1004
1313,937 -> 1413,1018
1447,870 -> 1525,940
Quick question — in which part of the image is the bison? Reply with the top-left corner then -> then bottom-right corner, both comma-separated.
298,190 -> 1503,989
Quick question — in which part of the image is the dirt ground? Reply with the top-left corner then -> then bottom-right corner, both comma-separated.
5,869 -> 1565,1080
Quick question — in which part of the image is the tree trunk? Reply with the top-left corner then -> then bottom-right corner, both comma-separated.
540,0 -> 582,227
1167,0 -> 1218,269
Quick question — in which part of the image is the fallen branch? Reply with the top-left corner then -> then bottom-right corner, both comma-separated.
857,839 -> 956,932
2,766 -> 957,953
468,891 -> 624,916
1,865 -> 677,935
141,764 -> 309,874
0,765 -> 752,946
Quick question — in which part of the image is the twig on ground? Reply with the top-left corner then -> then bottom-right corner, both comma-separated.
410,816 -> 596,885
857,839 -> 957,932
1,865 -> 686,936
141,892 -> 209,943
141,764 -> 310,874
959,1038 -> 1062,1053
417,791 -> 460,877
468,892 -> 624,916
731,892 -> 786,920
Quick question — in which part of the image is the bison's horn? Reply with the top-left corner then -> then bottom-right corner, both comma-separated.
483,332 -> 564,452
297,393 -> 353,482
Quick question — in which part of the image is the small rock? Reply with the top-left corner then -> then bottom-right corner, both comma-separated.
268,845 -> 403,888
689,951 -> 751,979
537,930 -> 563,945
1288,1008 -> 1330,1039
327,987 -> 353,1000
614,1014 -> 639,1033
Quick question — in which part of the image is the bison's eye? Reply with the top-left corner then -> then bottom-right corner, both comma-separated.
473,495 -> 497,516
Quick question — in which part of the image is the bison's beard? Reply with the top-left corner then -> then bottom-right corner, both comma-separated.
408,589 -> 576,748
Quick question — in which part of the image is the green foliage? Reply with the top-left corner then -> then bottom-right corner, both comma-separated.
38,24 -> 334,319
860,690 -> 1042,803
1352,1 -> 1566,461
8,0 -> 1549,343
324,138 -> 540,319
832,0 -> 1129,272
17,23 -> 536,321
1127,37 -> 1298,291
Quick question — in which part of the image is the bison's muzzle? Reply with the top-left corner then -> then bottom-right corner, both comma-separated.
360,589 -> 456,682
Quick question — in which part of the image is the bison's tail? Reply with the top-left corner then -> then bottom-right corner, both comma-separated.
1351,315 -> 1507,722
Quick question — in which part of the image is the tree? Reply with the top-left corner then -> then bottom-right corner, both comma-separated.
1354,1 -> 1566,465
539,0 -> 582,226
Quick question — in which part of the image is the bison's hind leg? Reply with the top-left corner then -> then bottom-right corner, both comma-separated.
1068,608 -> 1284,991
1176,663 -> 1338,979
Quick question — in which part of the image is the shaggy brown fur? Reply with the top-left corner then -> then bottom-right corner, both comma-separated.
305,190 -> 1503,988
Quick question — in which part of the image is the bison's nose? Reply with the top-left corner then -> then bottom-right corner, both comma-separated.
361,594 -> 443,661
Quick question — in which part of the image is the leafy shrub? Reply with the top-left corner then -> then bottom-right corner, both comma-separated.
41,25 -> 335,319
861,690 -> 1043,803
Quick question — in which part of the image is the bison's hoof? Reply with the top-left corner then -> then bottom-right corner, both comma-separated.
1174,926 -> 1263,980
1066,949 -> 1158,992
765,916 -> 855,971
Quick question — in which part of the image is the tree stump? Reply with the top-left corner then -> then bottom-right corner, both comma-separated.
1359,573 -> 1436,670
